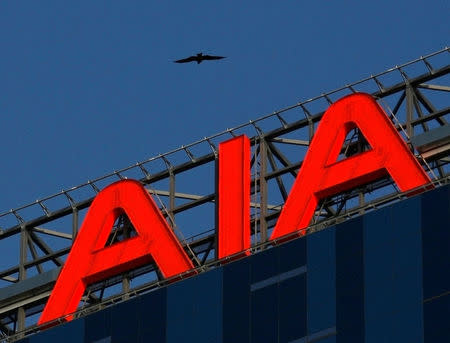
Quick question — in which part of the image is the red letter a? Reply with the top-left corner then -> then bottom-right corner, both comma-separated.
271,93 -> 432,241
39,180 -> 195,326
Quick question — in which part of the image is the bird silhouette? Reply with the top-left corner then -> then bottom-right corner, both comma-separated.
174,52 -> 226,64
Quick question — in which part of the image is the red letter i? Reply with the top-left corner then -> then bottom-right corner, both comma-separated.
217,135 -> 251,261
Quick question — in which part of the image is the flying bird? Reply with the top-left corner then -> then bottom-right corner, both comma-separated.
174,52 -> 226,64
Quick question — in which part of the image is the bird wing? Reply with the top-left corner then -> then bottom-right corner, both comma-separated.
174,56 -> 196,63
202,55 -> 226,61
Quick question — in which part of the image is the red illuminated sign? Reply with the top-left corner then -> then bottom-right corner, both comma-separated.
39,180 -> 195,325
38,93 -> 432,326
271,93 -> 431,240
218,135 -> 251,260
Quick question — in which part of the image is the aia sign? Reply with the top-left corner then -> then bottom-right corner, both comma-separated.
38,93 -> 431,325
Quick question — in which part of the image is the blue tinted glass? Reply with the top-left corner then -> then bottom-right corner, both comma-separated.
307,226 -> 336,334
251,284 -> 278,343
137,287 -> 166,343
364,197 -> 423,343
92,337 -> 111,343
110,297 -> 139,342
84,306 -> 112,342
250,247 -> 278,283
424,293 -> 450,342
421,185 -> 450,299
278,235 -> 306,274
316,336 -> 336,343
30,317 -> 84,343
278,274 -> 307,343
335,217 -> 364,343
363,206 -> 392,343
223,258 -> 250,343
307,326 -> 336,342
166,268 -> 223,343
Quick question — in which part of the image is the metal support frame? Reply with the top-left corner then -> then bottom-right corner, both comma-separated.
259,138 -> 268,244
0,47 -> 449,340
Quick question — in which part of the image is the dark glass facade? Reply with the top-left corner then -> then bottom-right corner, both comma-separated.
18,185 -> 450,343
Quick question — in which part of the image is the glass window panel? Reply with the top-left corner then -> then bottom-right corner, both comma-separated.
335,217 -> 364,343
421,185 -> 450,299
363,197 -> 423,343
166,268 -> 223,343
278,274 -> 307,343
110,297 -> 139,342
315,336 -> 336,343
137,287 -> 166,343
84,306 -> 112,342
250,284 -> 278,343
424,293 -> 450,342
223,258 -> 250,343
278,236 -> 306,274
307,227 -> 336,334
250,247 -> 278,283
31,317 -> 84,343
92,338 -> 111,343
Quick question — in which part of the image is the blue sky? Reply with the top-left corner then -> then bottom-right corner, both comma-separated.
0,0 -> 448,213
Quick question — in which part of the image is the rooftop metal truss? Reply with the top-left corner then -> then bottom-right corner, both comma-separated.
0,47 -> 449,341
